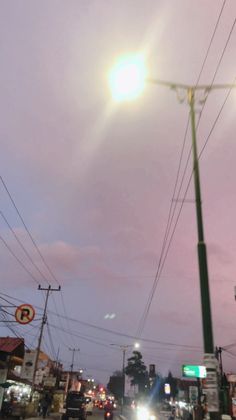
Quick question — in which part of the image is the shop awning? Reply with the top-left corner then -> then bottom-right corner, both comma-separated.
0,337 -> 24,358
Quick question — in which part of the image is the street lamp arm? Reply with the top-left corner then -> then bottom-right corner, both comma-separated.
194,83 -> 236,91
146,78 -> 236,92
146,78 -> 190,90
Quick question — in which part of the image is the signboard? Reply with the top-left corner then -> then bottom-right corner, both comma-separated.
165,383 -> 171,395
21,351 -> 37,380
227,374 -> 236,383
182,365 -> 206,378
202,354 -> 219,412
207,388 -> 219,412
149,364 -> 156,377
204,353 -> 218,369
232,398 -> 236,418
189,386 -> 198,403
43,376 -> 56,387
205,371 -> 218,388
0,369 -> 7,411
15,304 -> 35,325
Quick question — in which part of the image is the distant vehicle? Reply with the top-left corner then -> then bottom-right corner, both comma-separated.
61,391 -> 87,420
104,410 -> 113,420
99,401 -> 104,409
85,397 -> 93,415
159,402 -> 172,418
104,400 -> 114,420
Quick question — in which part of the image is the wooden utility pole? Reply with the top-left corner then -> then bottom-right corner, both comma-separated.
31,284 -> 61,398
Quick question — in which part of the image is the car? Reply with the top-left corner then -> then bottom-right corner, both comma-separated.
85,397 -> 93,415
61,391 -> 87,420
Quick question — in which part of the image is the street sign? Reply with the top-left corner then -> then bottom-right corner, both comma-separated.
189,386 -> 198,403
43,376 -> 56,387
21,351 -> 37,380
204,353 -> 218,369
15,304 -> 35,325
205,371 -> 218,388
165,383 -> 171,394
207,388 -> 219,412
182,365 -> 206,378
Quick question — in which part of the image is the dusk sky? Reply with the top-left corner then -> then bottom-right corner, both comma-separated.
0,0 -> 236,385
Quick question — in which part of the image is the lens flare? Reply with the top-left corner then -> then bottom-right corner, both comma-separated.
109,54 -> 147,101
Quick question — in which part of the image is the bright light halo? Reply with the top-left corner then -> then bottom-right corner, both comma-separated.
109,54 -> 147,102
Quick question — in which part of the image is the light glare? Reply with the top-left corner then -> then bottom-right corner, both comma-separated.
109,55 -> 147,101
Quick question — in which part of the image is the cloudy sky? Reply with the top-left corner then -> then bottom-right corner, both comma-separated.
0,0 -> 236,385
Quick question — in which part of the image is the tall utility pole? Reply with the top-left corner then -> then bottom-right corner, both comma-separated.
110,344 -> 134,415
66,348 -> 80,394
69,348 -> 80,374
31,284 -> 61,398
144,79 -> 236,420
121,346 -> 128,415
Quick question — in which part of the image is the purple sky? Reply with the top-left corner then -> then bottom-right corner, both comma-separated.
0,0 -> 236,385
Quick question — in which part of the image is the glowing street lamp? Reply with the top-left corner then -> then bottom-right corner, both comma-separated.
108,54 -> 236,418
108,54 -> 147,102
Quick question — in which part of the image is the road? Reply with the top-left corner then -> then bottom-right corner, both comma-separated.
89,408 -> 122,419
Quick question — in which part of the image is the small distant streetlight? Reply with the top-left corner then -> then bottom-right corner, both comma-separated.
110,343 -> 140,414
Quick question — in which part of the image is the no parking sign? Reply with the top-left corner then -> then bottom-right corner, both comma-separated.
15,304 -> 35,325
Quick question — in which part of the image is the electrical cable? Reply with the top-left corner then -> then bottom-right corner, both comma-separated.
135,8 -> 236,337
0,176 -> 59,286
0,177 -> 76,348
48,321 -> 200,350
0,311 -> 31,350
46,321 -> 57,360
0,210 -> 49,285
0,233 -> 39,285
0,290 -> 201,349
136,117 -> 190,338
194,0 -> 227,87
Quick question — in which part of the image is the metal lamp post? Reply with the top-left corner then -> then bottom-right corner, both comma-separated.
109,59 -> 236,418
144,79 -> 235,419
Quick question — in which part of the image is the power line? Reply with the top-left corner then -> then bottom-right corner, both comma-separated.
0,210 -> 50,285
194,0 -> 227,86
0,176 -> 76,348
0,311 -> 31,350
135,7 -> 235,337
0,176 -> 59,286
0,233 -> 39,285
0,290 -> 201,349
49,320 -> 200,350
46,321 -> 58,360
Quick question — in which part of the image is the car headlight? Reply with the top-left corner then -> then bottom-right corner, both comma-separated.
137,406 -> 150,420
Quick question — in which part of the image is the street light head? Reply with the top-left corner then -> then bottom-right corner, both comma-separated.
109,54 -> 147,102
134,342 -> 140,349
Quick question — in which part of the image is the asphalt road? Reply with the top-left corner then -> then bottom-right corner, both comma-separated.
89,408 -> 121,420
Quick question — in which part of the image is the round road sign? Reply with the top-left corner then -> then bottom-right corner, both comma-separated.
15,304 -> 35,325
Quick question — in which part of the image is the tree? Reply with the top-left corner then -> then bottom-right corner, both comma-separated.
125,351 -> 148,393
107,371 -> 123,399
166,371 -> 178,399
